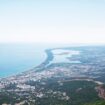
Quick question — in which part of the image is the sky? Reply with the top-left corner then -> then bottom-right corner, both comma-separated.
0,0 -> 105,44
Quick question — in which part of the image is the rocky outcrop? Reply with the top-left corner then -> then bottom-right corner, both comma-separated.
96,85 -> 105,100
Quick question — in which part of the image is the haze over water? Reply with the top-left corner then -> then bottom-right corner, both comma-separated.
0,0 -> 105,78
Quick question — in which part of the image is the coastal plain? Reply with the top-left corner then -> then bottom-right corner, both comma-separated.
0,46 -> 105,105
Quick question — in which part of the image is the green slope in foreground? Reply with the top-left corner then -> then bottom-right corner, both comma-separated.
84,100 -> 105,105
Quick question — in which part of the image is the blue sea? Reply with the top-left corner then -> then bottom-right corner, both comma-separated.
0,43 -> 50,77
0,43 -> 70,78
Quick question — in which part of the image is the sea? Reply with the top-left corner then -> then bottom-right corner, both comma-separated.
0,43 -> 71,78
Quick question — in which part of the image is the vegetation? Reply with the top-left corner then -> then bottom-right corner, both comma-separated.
0,80 -> 102,105
83,100 -> 105,105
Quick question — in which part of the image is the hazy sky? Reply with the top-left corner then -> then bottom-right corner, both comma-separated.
0,0 -> 105,44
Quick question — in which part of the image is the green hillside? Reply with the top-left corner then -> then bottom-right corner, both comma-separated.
84,100 -> 105,105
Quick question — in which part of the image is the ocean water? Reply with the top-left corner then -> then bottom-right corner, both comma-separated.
0,43 -> 71,77
0,43 -> 49,77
